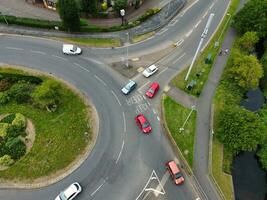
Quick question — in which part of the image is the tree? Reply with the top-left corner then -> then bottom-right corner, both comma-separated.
257,144 -> 267,170
237,32 -> 259,54
57,0 -> 80,32
232,0 -> 267,38
80,0 -> 98,15
217,105 -> 264,154
228,49 -> 263,90
114,0 -> 127,14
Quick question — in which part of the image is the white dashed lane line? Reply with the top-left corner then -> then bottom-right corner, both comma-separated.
111,90 -> 121,106
138,81 -> 151,92
90,180 -> 106,196
157,116 -> 160,121
194,20 -> 202,28
116,140 -> 125,164
172,53 -> 186,64
94,75 -> 107,86
52,55 -> 68,61
30,50 -> 46,55
155,67 -> 168,77
73,62 -> 90,73
122,111 -> 126,132
5,47 -> 23,51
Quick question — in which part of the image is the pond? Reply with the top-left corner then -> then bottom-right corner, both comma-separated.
232,152 -> 266,200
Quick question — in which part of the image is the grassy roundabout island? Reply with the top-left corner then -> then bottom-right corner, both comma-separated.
0,66 -> 94,183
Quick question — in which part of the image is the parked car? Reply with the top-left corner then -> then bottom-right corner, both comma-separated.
135,114 -> 152,133
55,182 -> 82,200
145,82 -> 160,98
142,64 -> 158,77
121,80 -> 137,95
62,44 -> 82,55
166,160 -> 184,185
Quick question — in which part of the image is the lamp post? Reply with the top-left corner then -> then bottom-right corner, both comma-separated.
179,105 -> 196,132
120,9 -> 125,26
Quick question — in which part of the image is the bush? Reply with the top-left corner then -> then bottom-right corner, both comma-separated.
0,155 -> 14,166
137,8 -> 160,23
8,82 -> 34,103
0,113 -> 15,124
6,125 -> 23,138
0,123 -> 10,138
0,92 -> 10,105
12,113 -> 26,129
0,79 -> 11,92
0,73 -> 42,85
5,138 -> 26,160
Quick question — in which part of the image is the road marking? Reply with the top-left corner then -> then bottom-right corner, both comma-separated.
138,81 -> 151,92
157,116 -> 160,121
155,67 -> 168,77
155,171 -> 170,197
94,75 -> 107,86
116,140 -> 125,164
202,11 -> 208,19
195,20 -> 202,28
174,39 -> 184,47
136,103 -> 149,114
30,50 -> 46,55
122,111 -> 126,132
111,90 -> 121,106
90,180 -> 106,196
209,2 -> 215,10
156,28 -> 168,35
52,55 -> 67,61
85,57 -> 103,65
73,62 -> 90,72
185,29 -> 193,37
180,0 -> 199,17
5,47 -> 23,51
168,19 -> 179,26
172,53 -> 186,64
152,109 -> 156,114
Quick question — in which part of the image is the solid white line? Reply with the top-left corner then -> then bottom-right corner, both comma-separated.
203,11 -> 209,19
73,62 -> 90,72
180,0 -> 199,16
155,171 -> 169,197
94,75 -> 107,86
138,81 -> 151,92
185,29 -> 193,37
111,90 -> 121,106
90,180 -> 106,196
5,47 -> 23,51
52,55 -> 67,61
84,57 -> 103,65
156,28 -> 168,35
157,116 -> 160,121
195,20 -> 202,28
209,2 -> 215,10
30,50 -> 46,55
116,140 -> 125,164
122,112 -> 126,132
172,53 -> 186,64
155,67 -> 168,77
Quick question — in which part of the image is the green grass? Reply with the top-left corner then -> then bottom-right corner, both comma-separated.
172,0 -> 240,97
163,96 -> 196,167
54,37 -> 121,47
212,138 -> 234,200
0,67 -> 92,181
132,31 -> 155,43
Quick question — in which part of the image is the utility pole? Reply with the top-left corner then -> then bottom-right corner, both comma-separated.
179,105 -> 196,132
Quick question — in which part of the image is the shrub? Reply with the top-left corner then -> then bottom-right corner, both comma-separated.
5,138 -> 26,160
12,113 -> 26,130
6,125 -> 23,138
137,8 -> 160,23
0,113 -> 15,124
0,79 -> 11,92
0,155 -> 14,166
0,73 -> 42,85
0,92 -> 10,105
0,123 -> 10,138
8,82 -> 34,103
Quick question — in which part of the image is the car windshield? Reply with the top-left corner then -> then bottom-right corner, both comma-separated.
59,192 -> 67,200
148,88 -> 154,94
142,121 -> 150,128
72,46 -> 77,51
175,172 -> 182,179
126,82 -> 134,90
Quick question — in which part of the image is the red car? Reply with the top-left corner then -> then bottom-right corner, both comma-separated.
135,114 -> 152,133
166,160 -> 184,185
145,82 -> 160,98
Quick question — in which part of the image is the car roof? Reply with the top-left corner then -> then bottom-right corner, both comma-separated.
63,44 -> 74,48
150,82 -> 159,89
127,80 -> 136,87
64,184 -> 77,198
148,64 -> 157,70
168,161 -> 180,174
137,114 -> 147,124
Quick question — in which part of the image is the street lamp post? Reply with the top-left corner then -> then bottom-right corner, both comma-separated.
120,9 -> 125,26
179,105 -> 196,132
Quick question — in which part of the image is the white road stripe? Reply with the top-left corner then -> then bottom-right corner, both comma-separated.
30,50 -> 46,55
157,116 -> 160,121
172,53 -> 186,64
155,171 -> 170,197
156,28 -> 168,35
52,55 -> 67,61
73,62 -> 90,72
174,39 -> 184,47
209,2 -> 215,10
84,57 -> 103,65
185,29 -> 193,37
122,112 -> 126,132
195,20 -> 202,28
116,140 -> 125,164
111,90 -> 121,106
180,0 -> 199,16
203,11 -> 208,19
155,67 -> 168,77
94,75 -> 107,86
90,180 -> 106,196
5,47 -> 23,51
153,109 -> 156,114
138,81 -> 151,92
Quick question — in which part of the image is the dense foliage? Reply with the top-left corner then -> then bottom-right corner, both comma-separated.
113,0 -> 127,14
80,0 -> 98,15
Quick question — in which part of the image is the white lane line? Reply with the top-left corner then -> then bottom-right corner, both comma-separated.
195,20 -> 202,28
30,50 -> 46,55
152,109 -> 156,114
5,47 -> 23,51
156,28 -> 168,35
203,10 -> 209,19
111,90 -> 121,106
157,116 -> 160,121
138,81 -> 151,92
155,171 -> 170,197
147,101 -> 151,106
122,112 -> 126,132
73,62 -> 90,72
94,75 -> 107,86
180,0 -> 199,16
90,180 -> 106,196
155,67 -> 168,77
52,55 -> 67,61
168,19 -> 179,26
185,29 -> 193,37
174,39 -> 184,47
84,57 -> 103,65
209,2 -> 215,10
116,140 -> 125,164
172,53 -> 186,64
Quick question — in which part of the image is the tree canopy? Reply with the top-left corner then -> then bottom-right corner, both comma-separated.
80,0 -> 98,15
232,0 -> 267,38
237,32 -> 259,54
217,105 -> 264,154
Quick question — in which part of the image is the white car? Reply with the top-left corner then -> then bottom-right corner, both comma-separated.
62,44 -> 82,55
142,64 -> 158,77
55,182 -> 82,200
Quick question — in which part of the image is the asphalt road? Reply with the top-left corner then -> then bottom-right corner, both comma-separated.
0,0 -> 229,199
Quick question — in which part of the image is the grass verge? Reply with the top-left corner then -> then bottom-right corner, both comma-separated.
163,95 -> 196,167
0,67 -> 92,180
53,37 -> 121,47
132,32 -> 155,43
171,0 -> 240,97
